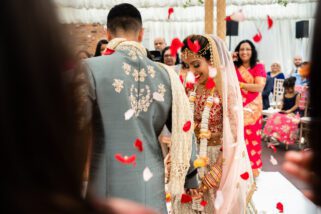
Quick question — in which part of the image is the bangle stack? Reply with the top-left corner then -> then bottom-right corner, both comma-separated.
202,163 -> 222,190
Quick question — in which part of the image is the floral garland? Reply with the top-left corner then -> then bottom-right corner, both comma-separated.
277,0 -> 288,7
189,84 -> 215,178
183,0 -> 204,8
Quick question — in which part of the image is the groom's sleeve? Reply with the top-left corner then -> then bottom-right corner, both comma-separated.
184,135 -> 199,189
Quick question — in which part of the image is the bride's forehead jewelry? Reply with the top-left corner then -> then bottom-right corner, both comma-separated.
181,43 -> 210,60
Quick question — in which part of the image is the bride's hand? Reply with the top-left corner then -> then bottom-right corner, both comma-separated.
187,189 -> 203,200
164,154 -> 171,183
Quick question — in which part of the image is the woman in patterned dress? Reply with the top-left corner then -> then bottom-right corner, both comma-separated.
234,40 -> 267,177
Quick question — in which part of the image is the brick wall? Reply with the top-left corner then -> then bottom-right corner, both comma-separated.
65,24 -> 107,57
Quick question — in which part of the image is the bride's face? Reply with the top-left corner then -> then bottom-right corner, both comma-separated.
182,56 -> 210,85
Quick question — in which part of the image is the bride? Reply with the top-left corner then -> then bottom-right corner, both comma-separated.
171,35 -> 256,213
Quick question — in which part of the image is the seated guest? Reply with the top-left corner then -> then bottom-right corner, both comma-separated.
94,39 -> 108,57
263,77 -> 301,145
263,63 -> 285,109
268,62 -> 285,79
161,46 -> 180,73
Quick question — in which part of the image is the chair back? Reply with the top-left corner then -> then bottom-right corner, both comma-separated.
272,78 -> 285,107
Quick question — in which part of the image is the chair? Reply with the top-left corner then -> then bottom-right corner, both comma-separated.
297,86 -> 310,148
262,78 -> 284,117
271,78 -> 284,108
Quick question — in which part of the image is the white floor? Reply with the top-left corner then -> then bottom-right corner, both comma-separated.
253,171 -> 321,214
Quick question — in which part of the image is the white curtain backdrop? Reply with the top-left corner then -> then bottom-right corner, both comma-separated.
55,0 -> 318,76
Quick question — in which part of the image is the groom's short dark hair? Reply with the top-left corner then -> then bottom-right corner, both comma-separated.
107,3 -> 142,34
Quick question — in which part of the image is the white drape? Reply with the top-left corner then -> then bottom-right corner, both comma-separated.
55,0 -> 317,76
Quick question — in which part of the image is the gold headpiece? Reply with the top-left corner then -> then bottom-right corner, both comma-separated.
181,43 -> 210,60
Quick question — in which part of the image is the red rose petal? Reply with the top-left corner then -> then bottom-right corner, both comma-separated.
115,154 -> 136,165
253,31 -> 262,43
200,200 -> 207,207
267,15 -> 273,29
168,7 -> 174,19
103,48 -> 115,55
183,121 -> 191,132
268,144 -> 277,153
276,202 -> 284,213
134,138 -> 143,152
180,194 -> 192,203
205,78 -> 216,90
225,16 -> 232,21
186,82 -> 194,90
240,172 -> 249,180
170,38 -> 184,57
179,75 -> 184,84
187,38 -> 200,53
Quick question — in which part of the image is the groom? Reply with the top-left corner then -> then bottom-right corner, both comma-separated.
85,3 -> 197,213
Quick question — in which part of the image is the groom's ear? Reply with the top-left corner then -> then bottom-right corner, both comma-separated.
106,30 -> 113,41
138,28 -> 144,43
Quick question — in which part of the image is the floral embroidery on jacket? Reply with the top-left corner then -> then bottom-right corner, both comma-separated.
112,79 -> 124,93
147,65 -> 156,78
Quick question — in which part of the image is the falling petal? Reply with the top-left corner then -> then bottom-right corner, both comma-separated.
205,78 -> 216,90
200,200 -> 208,207
153,92 -> 164,102
240,172 -> 249,180
124,109 -> 135,120
115,154 -> 136,166
253,31 -> 262,43
183,121 -> 192,132
179,75 -> 184,84
267,15 -> 273,29
268,144 -> 277,153
214,191 -> 224,210
276,202 -> 284,213
170,38 -> 184,57
168,7 -> 174,19
143,167 -> 153,182
186,82 -> 194,90
225,16 -> 232,21
301,137 -> 305,144
209,67 -> 217,78
270,155 -> 278,165
134,138 -> 143,152
181,194 -> 192,203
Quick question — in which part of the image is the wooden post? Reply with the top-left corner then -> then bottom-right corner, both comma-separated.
217,0 -> 226,40
205,0 -> 214,34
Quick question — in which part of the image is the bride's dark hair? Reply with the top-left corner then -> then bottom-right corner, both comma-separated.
182,35 -> 211,61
